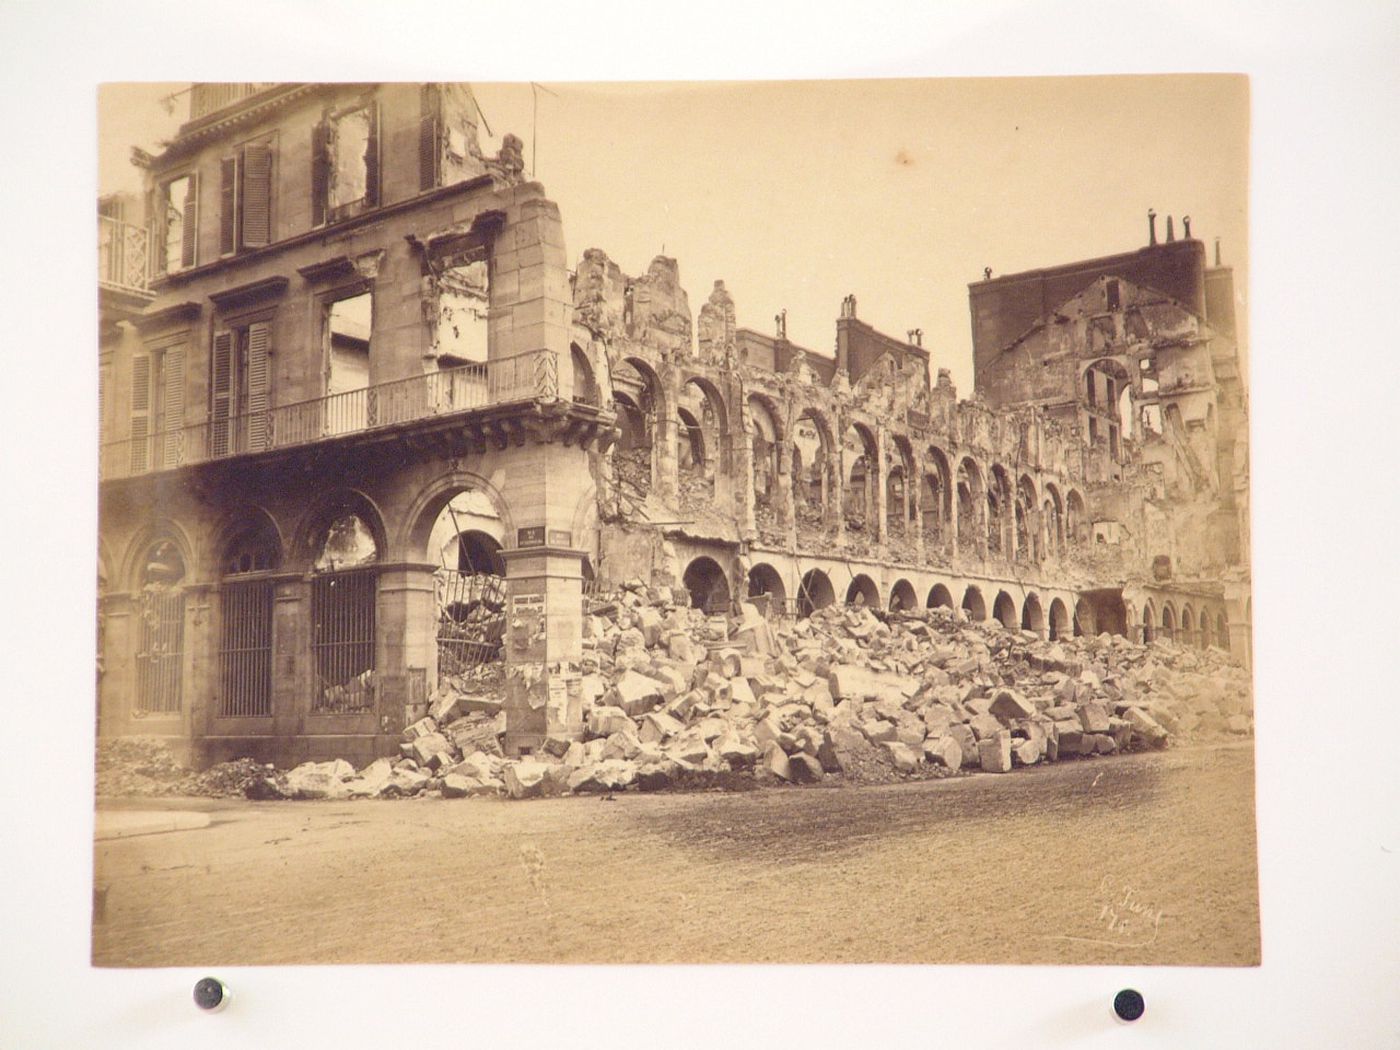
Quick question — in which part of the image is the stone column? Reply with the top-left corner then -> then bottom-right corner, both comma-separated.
97,592 -> 134,737
184,582 -> 217,763
270,573 -> 308,746
875,429 -> 889,549
375,562 -> 439,735
776,435 -> 794,535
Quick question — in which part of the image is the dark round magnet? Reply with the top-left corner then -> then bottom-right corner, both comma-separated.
1113,988 -> 1145,1023
193,976 -> 230,1012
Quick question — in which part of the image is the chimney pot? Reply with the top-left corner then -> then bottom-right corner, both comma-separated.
1166,215 -> 1175,242
1147,208 -> 1157,246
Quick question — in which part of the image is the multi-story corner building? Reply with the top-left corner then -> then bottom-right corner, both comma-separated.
97,82 -> 1250,769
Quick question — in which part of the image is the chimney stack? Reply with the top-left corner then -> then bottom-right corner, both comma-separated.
1148,209 -> 1157,246
1182,215 -> 1191,239
1166,215 -> 1175,242
1214,237 -> 1222,266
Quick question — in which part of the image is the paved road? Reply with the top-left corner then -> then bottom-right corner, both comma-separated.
92,743 -> 1260,967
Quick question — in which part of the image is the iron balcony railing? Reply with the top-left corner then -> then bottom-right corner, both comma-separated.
98,215 -> 151,295
100,349 -> 559,481
189,83 -> 282,121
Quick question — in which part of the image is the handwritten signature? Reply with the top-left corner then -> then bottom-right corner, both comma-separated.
1046,874 -> 1165,949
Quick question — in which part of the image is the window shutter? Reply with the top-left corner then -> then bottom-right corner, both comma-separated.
246,322 -> 271,451
130,353 -> 151,473
363,102 -> 381,208
162,349 -> 186,467
211,332 -> 233,457
311,121 -> 330,227
241,144 -> 272,248
419,85 -> 441,191
179,174 -> 199,270
98,362 -> 110,444
219,156 -> 238,256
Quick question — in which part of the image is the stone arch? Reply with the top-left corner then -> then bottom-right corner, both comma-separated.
1073,597 -> 1095,637
956,457 -> 985,553
962,584 -> 987,621
886,435 -> 916,540
1217,611 -> 1229,651
797,568 -> 835,618
747,395 -> 783,510
682,555 -> 731,613
1016,474 -> 1040,561
215,507 -> 285,577
1043,482 -> 1065,554
1048,597 -> 1070,641
569,342 -> 600,406
843,422 -> 880,538
1142,599 -> 1157,643
791,406 -> 835,523
1182,603 -> 1196,647
923,445 -> 954,552
845,573 -> 880,608
889,578 -> 917,611
1161,601 -> 1177,642
397,471 -> 514,566
293,489 -> 388,572
612,355 -> 667,493
1021,592 -> 1046,637
746,562 -> 787,613
927,583 -> 953,609
121,519 -> 197,592
993,590 -> 1018,629
678,375 -> 729,502
1065,489 -> 1088,547
987,464 -> 1013,557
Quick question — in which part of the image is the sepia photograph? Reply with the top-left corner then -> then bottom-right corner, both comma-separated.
92,76 -> 1256,968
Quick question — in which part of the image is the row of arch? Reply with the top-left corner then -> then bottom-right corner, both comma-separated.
677,556 -> 1233,653
608,350 -> 1091,562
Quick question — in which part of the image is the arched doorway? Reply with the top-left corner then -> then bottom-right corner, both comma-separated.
927,583 -> 953,609
846,574 -> 880,608
889,578 -> 917,611
962,585 -> 987,621
746,563 -> 787,617
425,491 -> 507,679
1021,592 -> 1046,637
1048,597 -> 1070,641
797,568 -> 835,618
993,590 -> 1017,629
683,556 -> 731,613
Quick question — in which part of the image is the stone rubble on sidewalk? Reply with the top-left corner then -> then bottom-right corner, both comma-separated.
98,584 -> 1254,803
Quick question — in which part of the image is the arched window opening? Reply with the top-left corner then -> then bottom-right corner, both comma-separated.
842,424 -> 879,543
889,579 -> 917,611
1048,598 -> 1070,641
428,493 -> 506,678
792,412 -> 831,535
311,513 -> 379,712
219,521 -> 280,718
993,591 -> 1017,629
1021,593 -> 1046,638
927,583 -> 953,609
797,569 -> 835,619
135,540 -> 186,715
747,563 -> 787,619
845,574 -> 880,608
962,585 -> 987,621
683,556 -> 731,614
957,458 -> 984,554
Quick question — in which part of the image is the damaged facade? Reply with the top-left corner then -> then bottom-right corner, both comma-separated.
97,82 -> 1250,769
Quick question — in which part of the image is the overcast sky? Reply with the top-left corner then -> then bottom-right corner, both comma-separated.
99,76 -> 1248,395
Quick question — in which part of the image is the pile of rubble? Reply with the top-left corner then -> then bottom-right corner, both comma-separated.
249,581 -> 1251,802
96,737 -> 272,799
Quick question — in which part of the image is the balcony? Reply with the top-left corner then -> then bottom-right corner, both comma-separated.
189,83 -> 282,122
98,216 -> 151,297
100,350 -> 560,481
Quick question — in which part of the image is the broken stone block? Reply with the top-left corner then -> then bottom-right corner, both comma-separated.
601,729 -> 642,762
503,761 -> 551,799
449,718 -> 503,757
977,732 -> 1013,773
401,717 -> 439,744
409,732 -> 452,767
639,710 -> 684,744
895,721 -> 926,750
946,724 -> 978,767
753,712 -> 785,749
881,740 -> 920,773
968,713 -> 1004,741
1014,739 -> 1042,767
728,675 -> 757,706
858,718 -> 898,744
763,744 -> 792,781
828,664 -> 909,702
441,773 -> 477,799
1077,702 -> 1111,733
586,705 -> 633,738
636,760 -> 681,791
788,752 -> 825,783
666,733 -> 711,766
922,703 -> 956,736
1126,706 -> 1170,748
666,632 -> 700,664
989,689 -> 1036,720
1093,734 -> 1118,754
615,670 -> 666,716
716,732 -> 759,769
636,607 -> 664,648
923,735 -> 962,769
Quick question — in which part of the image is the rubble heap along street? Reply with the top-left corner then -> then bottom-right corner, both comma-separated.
97,582 -> 1253,803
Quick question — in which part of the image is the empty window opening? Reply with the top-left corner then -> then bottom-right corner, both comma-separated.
433,252 -> 489,367
325,293 -> 372,434
961,585 -> 987,621
746,563 -> 787,620
330,107 -> 371,211
135,541 -> 186,715
429,492 -> 506,680
311,513 -> 378,713
683,556 -> 731,613
797,569 -> 835,619
156,173 -> 198,275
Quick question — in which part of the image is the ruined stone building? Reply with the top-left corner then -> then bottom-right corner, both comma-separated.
97,83 -> 1250,767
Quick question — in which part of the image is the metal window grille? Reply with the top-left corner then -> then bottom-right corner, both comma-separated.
311,569 -> 377,713
219,578 -> 274,717
436,569 -> 505,677
135,589 -> 184,714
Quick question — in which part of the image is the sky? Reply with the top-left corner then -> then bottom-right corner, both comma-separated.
98,76 -> 1248,397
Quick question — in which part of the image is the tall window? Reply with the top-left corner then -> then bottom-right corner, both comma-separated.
310,514 -> 379,714
135,541 -> 186,715
153,173 -> 198,275
219,525 -> 279,718
210,322 -> 272,457
129,346 -> 186,473
313,101 -> 380,226
219,140 -> 273,256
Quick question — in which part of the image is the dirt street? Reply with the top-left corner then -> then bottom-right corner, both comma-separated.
92,743 -> 1259,967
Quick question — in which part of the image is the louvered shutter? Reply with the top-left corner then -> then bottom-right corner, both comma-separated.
130,354 -> 151,473
179,174 -> 199,269
162,349 -> 185,467
246,323 -> 271,451
211,332 -> 233,457
419,85 -> 441,191
219,156 -> 238,256
311,121 -> 330,227
241,144 -> 271,248
363,102 -> 380,208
